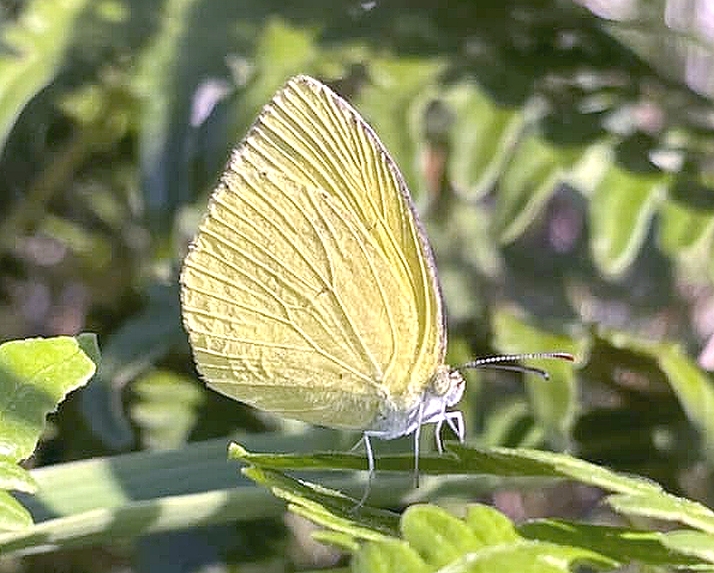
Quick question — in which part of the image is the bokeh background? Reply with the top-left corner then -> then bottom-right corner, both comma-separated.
2,0 -> 714,570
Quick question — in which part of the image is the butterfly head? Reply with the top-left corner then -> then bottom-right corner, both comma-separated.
429,365 -> 466,407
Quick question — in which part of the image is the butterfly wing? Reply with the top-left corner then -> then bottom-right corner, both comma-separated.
180,75 -> 445,429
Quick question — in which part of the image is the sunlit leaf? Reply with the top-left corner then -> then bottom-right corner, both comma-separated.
0,336 -> 96,462
0,0 -> 91,151
590,160 -> 668,277
491,310 -> 582,447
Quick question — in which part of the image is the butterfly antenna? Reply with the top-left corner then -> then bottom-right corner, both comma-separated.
457,352 -> 574,379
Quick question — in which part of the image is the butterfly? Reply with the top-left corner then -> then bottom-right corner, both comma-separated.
180,75 -> 573,505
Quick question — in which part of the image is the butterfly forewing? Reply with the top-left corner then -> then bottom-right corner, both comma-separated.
180,75 -> 445,429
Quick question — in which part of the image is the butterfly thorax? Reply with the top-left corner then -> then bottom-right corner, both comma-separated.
366,365 -> 465,440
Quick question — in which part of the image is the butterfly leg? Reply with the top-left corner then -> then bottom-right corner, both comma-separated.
349,435 -> 365,452
434,417 -> 445,454
353,432 -> 375,510
434,410 -> 464,455
445,411 -> 465,443
411,396 -> 429,488
413,416 -> 422,488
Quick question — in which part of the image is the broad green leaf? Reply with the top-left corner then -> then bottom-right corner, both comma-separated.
442,81 -> 530,199
234,442 -> 714,540
0,456 -> 37,493
0,491 -> 33,532
466,504 -> 520,545
0,336 -> 96,462
443,540 -> 614,572
240,464 -> 399,539
491,310 -> 581,447
0,487 -> 283,556
352,538 -> 428,573
458,446 -> 714,536
656,343 -> 714,463
355,505 -> 614,573
130,370 -> 203,450
449,445 -> 661,495
0,0 -> 91,152
76,332 -> 101,372
0,432 -> 356,556
24,432 -> 339,519
520,520 -> 704,567
662,530 -> 714,564
313,529 -> 361,552
659,195 -> 714,256
356,57 -> 445,198
589,160 -> 668,277
594,330 -> 714,464
495,130 -> 573,243
608,492 -> 714,536
401,505 -> 483,567
229,18 -> 319,138
231,441 -> 661,498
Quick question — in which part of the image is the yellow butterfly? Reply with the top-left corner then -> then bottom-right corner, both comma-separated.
180,75 -> 571,503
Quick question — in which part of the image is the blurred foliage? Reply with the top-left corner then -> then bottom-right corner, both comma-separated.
2,0 -> 714,570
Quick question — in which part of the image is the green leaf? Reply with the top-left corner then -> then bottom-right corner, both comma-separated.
656,343 -> 714,463
659,195 -> 714,256
312,529 -> 361,552
520,520 -> 704,567
0,432 -> 353,556
589,159 -> 668,277
608,492 -> 714,536
0,491 -> 33,532
491,311 -> 582,447
0,336 -> 95,533
356,57 -> 445,199
353,504 -> 614,573
443,540 -> 614,573
0,486 -> 283,555
401,505 -> 484,567
442,81 -> 531,199
130,369 -> 203,450
465,504 -> 520,545
448,445 -> 661,494
0,0 -> 91,152
495,130 -> 571,243
233,441 -> 714,542
0,336 -> 96,462
241,464 -> 399,539
352,539 -> 429,573
0,455 -> 37,493
662,530 -> 714,564
592,330 -> 714,465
